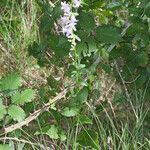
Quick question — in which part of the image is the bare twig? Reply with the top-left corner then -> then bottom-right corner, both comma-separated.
0,89 -> 67,135
0,137 -> 50,149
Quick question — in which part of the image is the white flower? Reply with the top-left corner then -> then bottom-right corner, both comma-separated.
57,1 -> 81,49
59,16 -> 69,26
61,1 -> 71,14
62,26 -> 72,37
66,15 -> 78,31
70,15 -> 78,26
73,0 -> 81,8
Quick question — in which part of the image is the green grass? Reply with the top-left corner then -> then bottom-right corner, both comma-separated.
0,0 -> 149,150
0,0 -> 38,66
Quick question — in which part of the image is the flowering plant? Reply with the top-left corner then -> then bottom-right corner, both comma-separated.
1,0 -> 150,149
57,0 -> 82,49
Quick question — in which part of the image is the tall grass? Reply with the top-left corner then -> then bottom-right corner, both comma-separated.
0,1 -> 149,150
0,0 -> 38,60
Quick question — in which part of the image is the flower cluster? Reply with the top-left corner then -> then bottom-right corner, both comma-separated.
57,0 -> 82,50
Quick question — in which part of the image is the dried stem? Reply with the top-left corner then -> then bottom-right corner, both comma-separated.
0,89 -> 67,135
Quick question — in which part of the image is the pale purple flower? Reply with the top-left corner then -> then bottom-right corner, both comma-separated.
62,26 -> 73,37
66,15 -> 78,31
61,2 -> 71,14
73,0 -> 81,8
70,15 -> 78,25
60,16 -> 69,26
57,0 -> 81,47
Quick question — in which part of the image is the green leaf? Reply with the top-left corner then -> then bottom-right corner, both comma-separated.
77,129 -> 100,149
46,125 -> 59,139
61,107 -> 79,117
99,63 -> 111,73
78,12 -> 95,33
0,0 -> 9,7
76,87 -> 89,104
8,105 -> 26,122
78,115 -> 93,125
49,109 -> 62,123
126,23 -> 148,36
12,89 -> 35,105
52,3 -> 62,19
140,0 -> 150,17
47,75 -> 61,90
146,65 -> 150,75
28,42 -> 48,67
87,38 -> 98,54
0,73 -> 21,91
34,125 -> 51,135
129,51 -> 149,68
39,15 -> 54,33
107,2 -> 122,10
76,42 -> 88,57
59,130 -> 67,141
135,74 -> 147,88
49,35 -> 70,58
77,30 -> 89,41
0,144 -> 12,150
96,25 -> 122,44
141,0 -> 150,8
136,52 -> 149,67
100,48 -> 109,61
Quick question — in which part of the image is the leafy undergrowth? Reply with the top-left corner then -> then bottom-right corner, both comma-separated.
0,0 -> 150,150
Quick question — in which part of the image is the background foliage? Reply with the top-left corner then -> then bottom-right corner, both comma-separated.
0,0 -> 149,149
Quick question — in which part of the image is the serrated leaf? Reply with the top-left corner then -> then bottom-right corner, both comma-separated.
130,51 -> 149,68
126,23 -> 148,35
61,107 -> 79,117
8,105 -> 26,122
0,73 -> 21,91
49,35 -> 70,58
0,144 -> 12,150
77,129 -> 100,149
78,12 -> 95,32
96,25 -> 122,43
76,30 -> 89,41
46,125 -> 59,139
12,89 -> 35,105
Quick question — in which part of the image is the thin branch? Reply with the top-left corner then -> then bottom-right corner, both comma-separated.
0,89 -> 67,135
0,136 -> 50,149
